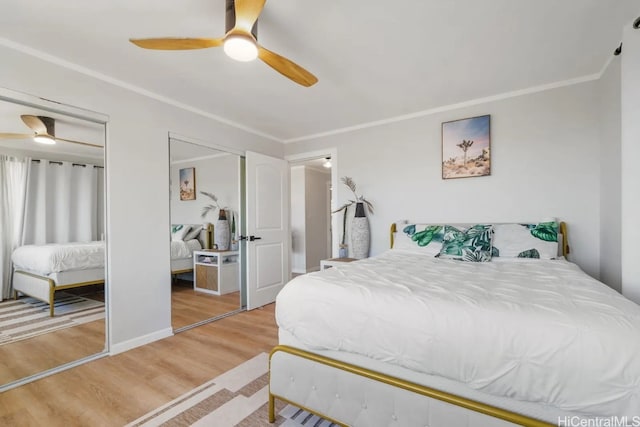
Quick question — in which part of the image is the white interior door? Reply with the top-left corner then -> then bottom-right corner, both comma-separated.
245,151 -> 289,310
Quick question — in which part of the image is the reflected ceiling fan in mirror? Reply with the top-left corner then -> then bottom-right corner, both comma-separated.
0,115 -> 103,148
129,0 -> 318,87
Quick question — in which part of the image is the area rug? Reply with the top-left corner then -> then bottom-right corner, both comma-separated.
126,353 -> 336,427
0,292 -> 104,346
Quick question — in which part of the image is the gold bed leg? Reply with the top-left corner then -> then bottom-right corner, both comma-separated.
49,282 -> 55,317
268,393 -> 275,423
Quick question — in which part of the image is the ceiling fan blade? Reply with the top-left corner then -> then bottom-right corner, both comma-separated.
233,0 -> 266,34
55,137 -> 104,149
20,115 -> 47,133
129,37 -> 224,50
0,132 -> 33,140
257,46 -> 318,87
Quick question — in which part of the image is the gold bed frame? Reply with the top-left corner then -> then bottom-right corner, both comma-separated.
269,221 -> 570,426
13,270 -> 104,317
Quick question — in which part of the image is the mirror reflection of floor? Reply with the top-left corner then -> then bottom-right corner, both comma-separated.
171,280 -> 241,330
0,287 -> 105,386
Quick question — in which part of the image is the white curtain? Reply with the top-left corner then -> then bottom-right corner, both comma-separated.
22,160 -> 100,245
0,155 -> 29,300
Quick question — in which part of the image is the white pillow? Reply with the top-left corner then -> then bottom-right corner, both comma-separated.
392,224 -> 444,256
171,224 -> 191,241
492,222 -> 558,259
184,225 -> 202,241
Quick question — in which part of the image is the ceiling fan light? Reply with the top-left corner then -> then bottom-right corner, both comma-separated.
223,35 -> 258,62
34,134 -> 56,145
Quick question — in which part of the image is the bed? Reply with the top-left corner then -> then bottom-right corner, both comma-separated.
12,241 -> 105,317
269,221 -> 640,426
170,223 -> 211,274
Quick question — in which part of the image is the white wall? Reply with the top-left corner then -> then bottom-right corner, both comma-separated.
304,168 -> 331,271
597,58 -> 622,292
0,44 -> 282,352
286,82 -> 602,278
170,154 -> 239,227
290,166 -> 306,273
621,23 -> 640,303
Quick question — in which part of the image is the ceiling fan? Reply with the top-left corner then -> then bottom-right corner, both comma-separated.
0,115 -> 103,148
129,0 -> 318,87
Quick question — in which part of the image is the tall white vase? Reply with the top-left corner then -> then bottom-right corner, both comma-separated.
215,209 -> 230,250
350,203 -> 370,259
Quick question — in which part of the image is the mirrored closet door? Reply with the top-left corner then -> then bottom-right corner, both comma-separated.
0,91 -> 107,388
169,137 -> 243,331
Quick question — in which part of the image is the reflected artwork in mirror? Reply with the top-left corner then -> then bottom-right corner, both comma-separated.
169,138 -> 243,331
0,91 -> 107,389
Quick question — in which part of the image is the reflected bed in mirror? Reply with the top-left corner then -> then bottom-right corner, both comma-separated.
0,91 -> 107,388
169,137 -> 243,331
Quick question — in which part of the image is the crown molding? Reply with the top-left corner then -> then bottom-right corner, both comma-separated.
283,72 -> 602,144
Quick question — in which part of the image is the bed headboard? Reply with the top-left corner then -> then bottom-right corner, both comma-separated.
390,221 -> 570,258
172,223 -> 213,250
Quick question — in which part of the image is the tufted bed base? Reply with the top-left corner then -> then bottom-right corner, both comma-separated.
269,345 -> 557,427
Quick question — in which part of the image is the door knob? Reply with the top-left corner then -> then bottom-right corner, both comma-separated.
239,235 -> 262,241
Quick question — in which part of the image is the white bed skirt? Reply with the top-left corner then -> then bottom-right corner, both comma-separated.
171,257 -> 193,273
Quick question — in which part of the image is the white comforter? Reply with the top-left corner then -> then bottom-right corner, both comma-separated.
170,239 -> 201,259
12,241 -> 105,275
276,251 -> 640,417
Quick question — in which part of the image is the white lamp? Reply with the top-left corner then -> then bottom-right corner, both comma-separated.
223,35 -> 258,62
34,134 -> 55,145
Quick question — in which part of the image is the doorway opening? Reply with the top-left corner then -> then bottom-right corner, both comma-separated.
287,150 -> 337,275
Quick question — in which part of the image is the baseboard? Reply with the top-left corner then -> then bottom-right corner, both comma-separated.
306,266 -> 321,273
109,327 -> 174,355
292,269 -> 306,274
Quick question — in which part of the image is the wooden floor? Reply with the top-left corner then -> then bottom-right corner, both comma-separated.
0,289 -> 106,386
171,281 -> 241,329
0,303 -> 278,426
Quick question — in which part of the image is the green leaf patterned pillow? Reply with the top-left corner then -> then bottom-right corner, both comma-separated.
438,224 -> 494,262
492,222 -> 558,259
392,224 -> 444,256
171,224 -> 191,241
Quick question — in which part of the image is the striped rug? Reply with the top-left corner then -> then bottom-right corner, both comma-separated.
0,293 -> 104,345
126,353 -> 336,427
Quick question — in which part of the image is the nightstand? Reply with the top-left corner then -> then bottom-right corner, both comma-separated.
320,257 -> 358,269
193,250 -> 239,295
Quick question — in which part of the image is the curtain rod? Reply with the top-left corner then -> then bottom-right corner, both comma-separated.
30,159 -> 104,169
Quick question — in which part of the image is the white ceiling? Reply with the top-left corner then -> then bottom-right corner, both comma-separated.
0,1 -> 637,143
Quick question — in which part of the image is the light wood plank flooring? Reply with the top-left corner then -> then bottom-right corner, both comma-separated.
0,289 -> 106,385
171,281 -> 241,330
0,303 -> 277,427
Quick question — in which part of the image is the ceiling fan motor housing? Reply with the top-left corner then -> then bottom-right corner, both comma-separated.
39,116 -> 55,136
226,0 -> 258,38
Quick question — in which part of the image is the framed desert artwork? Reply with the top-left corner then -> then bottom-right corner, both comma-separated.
442,115 -> 491,179
179,167 -> 196,201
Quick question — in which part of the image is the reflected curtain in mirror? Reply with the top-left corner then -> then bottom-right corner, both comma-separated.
0,155 -> 29,300
22,160 -> 104,244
